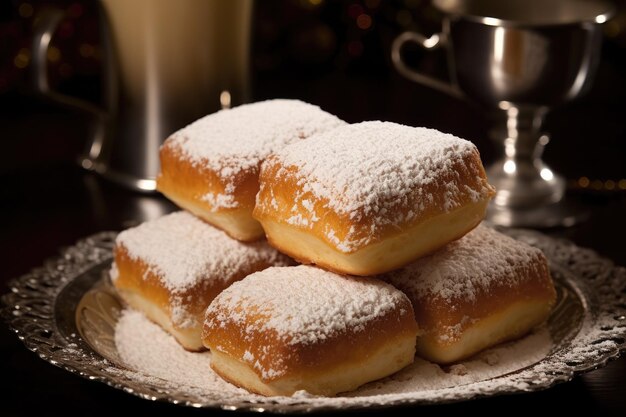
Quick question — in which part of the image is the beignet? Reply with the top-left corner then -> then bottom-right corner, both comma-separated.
202,265 -> 419,396
254,121 -> 495,275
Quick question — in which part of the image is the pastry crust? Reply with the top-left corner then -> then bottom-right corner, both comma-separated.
257,198 -> 489,276
158,143 -> 264,241
382,225 -> 556,364
202,266 -> 419,396
254,121 -> 495,275
157,99 -> 345,241
111,212 -> 291,351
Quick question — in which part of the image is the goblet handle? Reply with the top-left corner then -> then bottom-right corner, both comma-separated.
391,31 -> 464,100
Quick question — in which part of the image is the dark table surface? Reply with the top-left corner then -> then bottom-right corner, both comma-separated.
2,27 -> 626,416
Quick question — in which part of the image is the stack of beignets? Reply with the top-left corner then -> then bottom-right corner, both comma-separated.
110,100 -> 557,398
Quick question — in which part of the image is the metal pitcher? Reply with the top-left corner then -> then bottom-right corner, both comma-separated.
32,0 -> 252,191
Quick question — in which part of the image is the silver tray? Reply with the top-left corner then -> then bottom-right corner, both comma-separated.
2,229 -> 626,412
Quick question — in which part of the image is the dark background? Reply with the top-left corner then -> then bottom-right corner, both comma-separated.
1,1 -> 626,416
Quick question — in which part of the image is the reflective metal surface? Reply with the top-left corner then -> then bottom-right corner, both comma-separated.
2,231 -> 625,412
434,0 -> 614,27
31,0 -> 252,192
392,0 -> 614,227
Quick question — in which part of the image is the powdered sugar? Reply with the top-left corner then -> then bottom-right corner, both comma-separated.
114,211 -> 288,292
201,192 -> 238,211
115,307 -> 552,403
166,99 -> 345,208
260,121 -> 494,252
171,99 -> 344,167
206,265 -> 408,346
383,225 -> 546,304
115,309 -> 244,395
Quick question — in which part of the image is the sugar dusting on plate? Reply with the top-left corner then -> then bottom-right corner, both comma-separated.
114,308 -> 552,405
115,309 -> 245,395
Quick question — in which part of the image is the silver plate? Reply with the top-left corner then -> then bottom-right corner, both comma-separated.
2,230 -> 626,412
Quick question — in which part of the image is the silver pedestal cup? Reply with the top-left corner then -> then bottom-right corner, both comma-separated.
392,0 -> 614,227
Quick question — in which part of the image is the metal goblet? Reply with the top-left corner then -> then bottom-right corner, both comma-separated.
392,0 -> 614,227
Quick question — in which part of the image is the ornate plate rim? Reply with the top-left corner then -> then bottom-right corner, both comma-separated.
2,230 -> 626,413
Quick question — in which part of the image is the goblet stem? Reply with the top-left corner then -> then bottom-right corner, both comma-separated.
486,104 -> 565,210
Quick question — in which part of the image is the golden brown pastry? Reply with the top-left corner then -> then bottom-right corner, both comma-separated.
157,99 -> 345,241
382,225 -> 556,364
254,121 -> 495,275
111,211 -> 291,351
202,265 -> 419,396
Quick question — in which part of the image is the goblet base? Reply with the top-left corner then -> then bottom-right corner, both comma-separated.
486,197 -> 589,228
